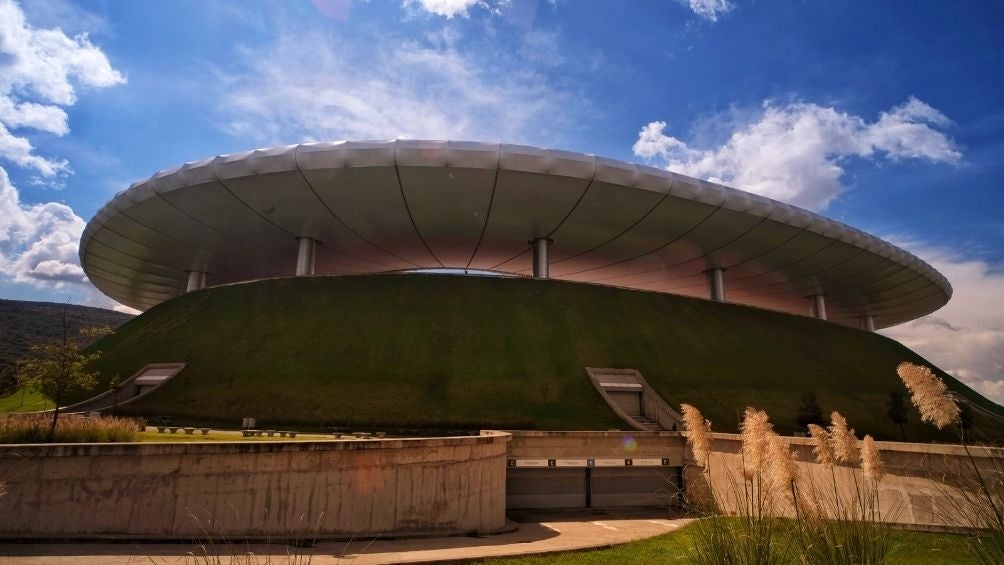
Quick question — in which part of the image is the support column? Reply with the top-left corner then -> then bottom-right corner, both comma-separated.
705,268 -> 725,302
186,270 -> 206,293
809,294 -> 827,320
296,237 -> 318,276
861,315 -> 876,332
531,237 -> 552,279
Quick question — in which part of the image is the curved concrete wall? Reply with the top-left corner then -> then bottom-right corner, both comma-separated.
0,432 -> 508,539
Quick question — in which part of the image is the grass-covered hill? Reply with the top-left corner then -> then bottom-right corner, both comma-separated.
72,274 -> 1002,441
0,299 -> 133,393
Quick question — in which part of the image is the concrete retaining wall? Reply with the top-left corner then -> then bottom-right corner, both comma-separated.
508,431 -> 1003,530
687,433 -> 1004,531
0,432 -> 509,539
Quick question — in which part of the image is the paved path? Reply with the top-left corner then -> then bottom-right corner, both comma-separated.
0,509 -> 690,564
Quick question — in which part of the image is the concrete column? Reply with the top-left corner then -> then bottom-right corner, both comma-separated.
531,238 -> 551,279
705,268 -> 725,302
186,270 -> 206,293
809,294 -> 827,320
861,315 -> 876,332
296,237 -> 317,276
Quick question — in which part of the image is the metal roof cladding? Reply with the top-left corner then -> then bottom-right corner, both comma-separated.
80,140 -> 951,328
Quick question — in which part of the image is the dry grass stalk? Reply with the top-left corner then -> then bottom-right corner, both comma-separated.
861,435 -> 885,482
740,406 -> 773,478
829,411 -> 859,465
897,361 -> 960,430
680,403 -> 713,467
767,432 -> 799,504
808,423 -> 835,470
0,412 -> 138,443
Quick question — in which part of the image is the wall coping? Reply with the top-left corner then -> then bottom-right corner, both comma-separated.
504,430 -> 685,438
0,430 -> 510,459
702,431 -> 1004,458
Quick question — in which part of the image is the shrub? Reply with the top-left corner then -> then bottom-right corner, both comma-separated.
0,413 -> 138,443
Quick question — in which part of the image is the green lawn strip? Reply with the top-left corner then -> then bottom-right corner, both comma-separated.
135,430 -> 335,442
475,522 -> 978,564
65,274 -> 1001,439
886,528 -> 978,564
0,388 -> 53,413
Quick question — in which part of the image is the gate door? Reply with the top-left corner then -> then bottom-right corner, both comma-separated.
590,467 -> 679,507
506,468 -> 587,509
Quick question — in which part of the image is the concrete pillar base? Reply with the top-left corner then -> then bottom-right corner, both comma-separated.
705,268 -> 725,302
186,270 -> 207,292
809,294 -> 827,320
296,237 -> 318,276
530,238 -> 552,279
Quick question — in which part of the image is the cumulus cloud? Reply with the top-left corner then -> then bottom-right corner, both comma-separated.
633,98 -> 961,211
682,0 -> 735,22
218,28 -> 578,145
0,0 -> 124,177
880,242 -> 1004,405
0,166 -> 85,286
0,0 -> 124,305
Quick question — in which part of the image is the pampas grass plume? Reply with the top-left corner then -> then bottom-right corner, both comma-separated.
861,434 -> 885,482
680,403 -> 713,466
740,407 -> 773,476
767,432 -> 798,496
829,411 -> 859,465
896,362 -> 960,430
808,423 -> 835,470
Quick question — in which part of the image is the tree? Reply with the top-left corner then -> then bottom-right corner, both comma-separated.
795,391 -> 825,431
887,390 -> 909,441
15,307 -> 109,433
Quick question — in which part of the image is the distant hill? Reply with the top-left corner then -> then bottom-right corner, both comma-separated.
0,300 -> 134,393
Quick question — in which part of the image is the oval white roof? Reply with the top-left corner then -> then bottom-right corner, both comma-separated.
80,140 -> 951,328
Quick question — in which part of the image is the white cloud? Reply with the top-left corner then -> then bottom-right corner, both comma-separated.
218,28 -> 578,146
0,121 -> 67,176
406,0 -> 484,19
682,0 -> 735,22
880,242 -> 1004,405
633,98 -> 961,211
0,0 -> 124,176
0,166 -> 85,286
0,0 -> 128,311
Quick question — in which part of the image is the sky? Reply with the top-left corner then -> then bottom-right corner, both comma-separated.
0,0 -> 1002,402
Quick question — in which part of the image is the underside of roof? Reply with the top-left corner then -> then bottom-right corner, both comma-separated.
79,140 -> 951,328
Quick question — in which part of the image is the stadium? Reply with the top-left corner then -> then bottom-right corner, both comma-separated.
70,139 -> 995,440
2,139 -> 998,537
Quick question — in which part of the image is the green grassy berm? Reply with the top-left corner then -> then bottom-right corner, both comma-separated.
75,274 -> 1002,440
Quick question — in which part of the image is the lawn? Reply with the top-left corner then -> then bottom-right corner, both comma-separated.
475,522 -> 978,564
134,429 -> 337,442
0,388 -> 52,413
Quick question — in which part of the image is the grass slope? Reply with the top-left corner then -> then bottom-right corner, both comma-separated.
73,274 -> 1001,439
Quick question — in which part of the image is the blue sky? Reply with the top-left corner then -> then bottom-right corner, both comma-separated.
1,0 -> 1002,401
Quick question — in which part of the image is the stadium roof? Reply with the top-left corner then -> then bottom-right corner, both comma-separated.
80,140 -> 951,328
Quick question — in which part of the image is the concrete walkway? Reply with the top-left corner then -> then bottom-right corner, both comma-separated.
0,509 -> 690,564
